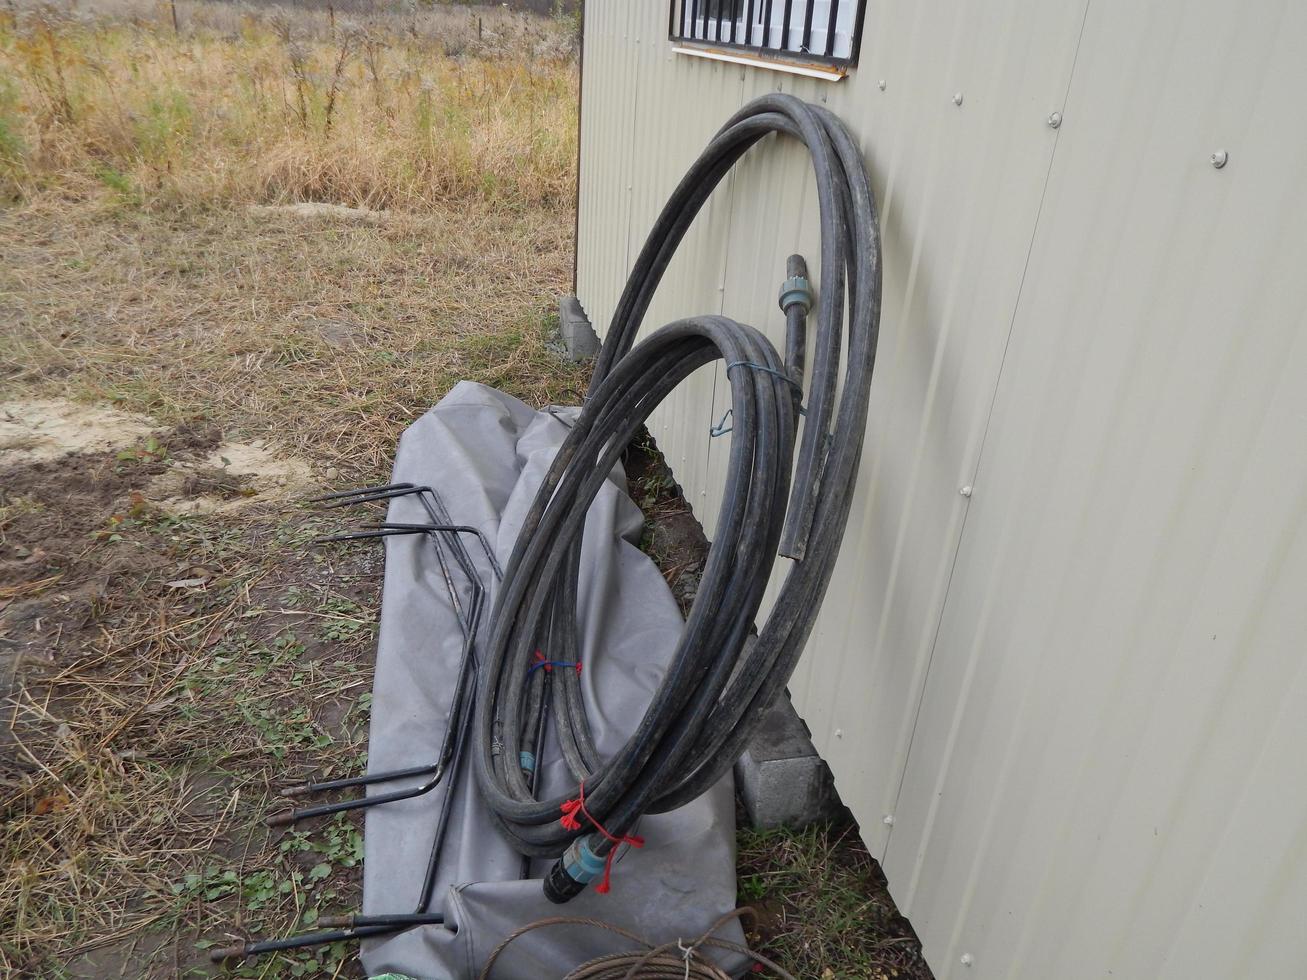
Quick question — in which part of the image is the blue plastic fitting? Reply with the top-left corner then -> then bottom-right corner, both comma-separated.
778,275 -> 813,314
562,835 -> 605,883
543,834 -> 606,903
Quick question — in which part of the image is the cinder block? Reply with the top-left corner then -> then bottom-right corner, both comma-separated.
735,692 -> 839,829
559,295 -> 600,361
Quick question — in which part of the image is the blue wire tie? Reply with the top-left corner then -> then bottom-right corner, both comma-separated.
528,659 -> 582,676
724,360 -> 803,395
711,362 -> 807,435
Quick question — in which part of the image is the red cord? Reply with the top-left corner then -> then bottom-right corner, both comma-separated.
558,780 -> 645,894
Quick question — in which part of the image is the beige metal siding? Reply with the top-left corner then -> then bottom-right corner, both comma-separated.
885,2 -> 1307,977
576,1 -> 1307,977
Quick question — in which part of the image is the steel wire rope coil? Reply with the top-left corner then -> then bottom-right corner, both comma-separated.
471,93 -> 883,901
476,910 -> 798,980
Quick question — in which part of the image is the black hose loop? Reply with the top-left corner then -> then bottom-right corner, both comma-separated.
472,95 -> 882,888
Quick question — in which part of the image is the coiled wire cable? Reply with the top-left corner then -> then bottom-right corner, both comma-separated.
477,910 -> 797,980
472,93 -> 882,900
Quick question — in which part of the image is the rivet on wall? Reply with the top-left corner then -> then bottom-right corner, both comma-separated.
878,79 -> 886,91
953,91 -> 964,106
1211,148 -> 1229,169
1047,111 -> 1062,129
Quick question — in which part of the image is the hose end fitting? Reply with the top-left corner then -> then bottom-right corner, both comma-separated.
779,275 -> 813,316
265,810 -> 296,828
542,835 -> 605,904
210,943 -> 248,963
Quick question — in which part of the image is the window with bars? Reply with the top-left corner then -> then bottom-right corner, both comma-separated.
668,0 -> 867,67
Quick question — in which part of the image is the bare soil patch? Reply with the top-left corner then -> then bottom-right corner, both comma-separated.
0,398 -> 156,463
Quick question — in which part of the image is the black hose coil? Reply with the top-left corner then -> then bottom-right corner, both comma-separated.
472,94 -> 883,900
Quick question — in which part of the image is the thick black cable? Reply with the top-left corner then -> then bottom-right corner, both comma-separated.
472,93 -> 881,897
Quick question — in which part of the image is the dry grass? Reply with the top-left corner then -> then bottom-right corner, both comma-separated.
738,823 -> 934,980
1,200 -> 585,480
0,205 -> 583,974
0,209 -> 583,973
2,497 -> 383,978
0,1 -> 578,211
0,5 -> 584,976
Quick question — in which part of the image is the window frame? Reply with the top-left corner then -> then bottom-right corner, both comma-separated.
667,0 -> 868,70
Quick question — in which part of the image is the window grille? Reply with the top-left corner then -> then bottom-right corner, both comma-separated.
668,0 -> 866,67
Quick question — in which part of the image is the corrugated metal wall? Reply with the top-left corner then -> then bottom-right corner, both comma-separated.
576,2 -> 1307,977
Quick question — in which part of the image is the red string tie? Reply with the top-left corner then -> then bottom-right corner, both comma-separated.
558,780 -> 645,894
530,650 -> 582,676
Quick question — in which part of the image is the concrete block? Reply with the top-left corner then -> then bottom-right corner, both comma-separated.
559,295 -> 600,361
735,692 -> 839,829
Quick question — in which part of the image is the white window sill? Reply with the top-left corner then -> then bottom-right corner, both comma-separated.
671,45 -> 848,81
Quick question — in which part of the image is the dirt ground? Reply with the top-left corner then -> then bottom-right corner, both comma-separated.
1,405 -> 381,978
0,191 -> 582,977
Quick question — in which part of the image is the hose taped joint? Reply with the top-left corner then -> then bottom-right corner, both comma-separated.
778,275 -> 813,315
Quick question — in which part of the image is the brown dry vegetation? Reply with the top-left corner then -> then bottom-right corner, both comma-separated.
0,0 -> 577,211
0,4 -> 583,977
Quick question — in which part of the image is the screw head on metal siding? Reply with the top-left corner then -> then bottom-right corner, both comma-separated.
1047,111 -> 1062,129
960,954 -> 975,967
953,91 -> 964,106
1211,149 -> 1229,169
959,485 -> 973,498
878,79 -> 886,91
882,814 -> 894,825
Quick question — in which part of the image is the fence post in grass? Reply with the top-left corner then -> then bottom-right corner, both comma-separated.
169,0 -> 178,35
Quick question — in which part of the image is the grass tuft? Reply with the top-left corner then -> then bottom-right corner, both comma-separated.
737,823 -> 934,980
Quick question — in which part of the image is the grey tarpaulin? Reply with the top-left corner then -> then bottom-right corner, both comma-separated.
358,382 -> 745,980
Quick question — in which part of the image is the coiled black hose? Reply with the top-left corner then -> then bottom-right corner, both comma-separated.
472,93 -> 882,902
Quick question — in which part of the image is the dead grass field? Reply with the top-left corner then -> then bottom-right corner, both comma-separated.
1,4 -> 931,978
0,0 -> 577,210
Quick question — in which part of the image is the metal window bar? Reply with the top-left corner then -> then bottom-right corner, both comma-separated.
668,0 -> 864,68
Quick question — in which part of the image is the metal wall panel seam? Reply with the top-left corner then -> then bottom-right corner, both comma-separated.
881,0 -> 1093,876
